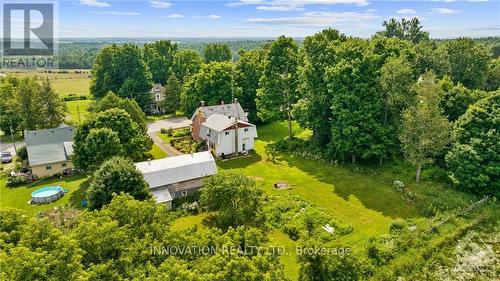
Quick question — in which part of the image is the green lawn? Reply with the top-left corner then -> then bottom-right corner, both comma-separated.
148,144 -> 168,159
219,122 -> 417,241
65,99 -> 92,124
171,212 -> 209,231
171,121 -> 418,279
0,174 -> 88,216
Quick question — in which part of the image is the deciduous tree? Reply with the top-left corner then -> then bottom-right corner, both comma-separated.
377,17 -> 429,43
203,43 -> 232,62
90,44 -> 152,99
87,157 -> 151,210
257,35 -> 299,139
235,49 -> 266,122
73,108 -> 152,169
172,49 -> 202,82
143,40 -> 178,84
200,172 -> 263,230
180,61 -> 241,116
295,28 -> 346,146
438,38 -> 490,89
446,93 -> 499,196
399,73 -> 452,183
161,75 -> 182,114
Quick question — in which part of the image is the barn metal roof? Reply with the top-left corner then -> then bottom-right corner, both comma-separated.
135,151 -> 217,189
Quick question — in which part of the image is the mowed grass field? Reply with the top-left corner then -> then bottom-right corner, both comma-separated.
171,121 -> 419,279
0,174 -> 88,216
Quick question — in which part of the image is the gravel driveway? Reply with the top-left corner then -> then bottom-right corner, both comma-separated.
147,117 -> 191,133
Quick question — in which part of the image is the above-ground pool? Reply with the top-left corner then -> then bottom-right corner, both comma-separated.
31,186 -> 65,204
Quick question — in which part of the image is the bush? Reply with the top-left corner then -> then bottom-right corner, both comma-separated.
172,192 -> 200,209
16,146 -> 28,161
7,175 -> 29,186
172,128 -> 190,138
62,94 -> 88,101
179,201 -> 201,215
160,127 -> 173,136
283,224 -> 300,241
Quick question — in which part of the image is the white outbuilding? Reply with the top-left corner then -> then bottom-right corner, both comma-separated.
135,151 -> 217,209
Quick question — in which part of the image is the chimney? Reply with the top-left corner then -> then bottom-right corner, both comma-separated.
148,159 -> 151,166
233,98 -> 238,104
221,100 -> 224,105
200,101 -> 205,107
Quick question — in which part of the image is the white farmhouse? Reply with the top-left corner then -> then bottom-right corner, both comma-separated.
135,151 -> 217,210
200,114 -> 257,157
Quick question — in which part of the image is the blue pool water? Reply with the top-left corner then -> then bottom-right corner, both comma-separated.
31,186 -> 63,198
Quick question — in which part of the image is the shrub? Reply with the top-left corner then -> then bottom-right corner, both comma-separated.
160,127 -> 173,136
179,202 -> 201,215
7,175 -> 29,186
172,191 -> 200,209
63,94 -> 88,101
283,224 -> 300,241
16,146 -> 28,161
172,128 -> 190,138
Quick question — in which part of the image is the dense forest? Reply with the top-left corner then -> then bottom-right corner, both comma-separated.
53,36 -> 499,69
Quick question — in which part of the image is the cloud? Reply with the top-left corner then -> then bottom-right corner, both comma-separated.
149,1 -> 171,9
166,14 -> 185,18
397,9 -> 417,15
193,15 -> 222,19
256,5 -> 305,11
246,11 -> 378,26
432,8 -> 459,14
92,11 -> 140,16
228,0 -> 370,11
80,0 -> 110,8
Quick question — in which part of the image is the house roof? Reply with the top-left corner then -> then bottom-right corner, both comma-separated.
150,84 -> 164,93
202,114 -> 254,132
135,151 -> 217,189
190,102 -> 248,122
25,126 -> 74,166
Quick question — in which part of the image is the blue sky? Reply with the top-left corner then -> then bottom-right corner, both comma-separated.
19,0 -> 500,38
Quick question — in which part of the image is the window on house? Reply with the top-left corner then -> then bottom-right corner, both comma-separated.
46,165 -> 52,170
156,94 -> 160,100
244,128 -> 249,132
181,191 -> 188,197
225,131 -> 230,136
62,163 -> 66,167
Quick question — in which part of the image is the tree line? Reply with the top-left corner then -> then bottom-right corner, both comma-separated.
88,18 -> 498,196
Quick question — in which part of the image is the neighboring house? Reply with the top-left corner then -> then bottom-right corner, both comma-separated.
200,114 -> 257,157
135,151 -> 217,210
150,83 -> 165,114
24,125 -> 74,178
190,99 -> 248,141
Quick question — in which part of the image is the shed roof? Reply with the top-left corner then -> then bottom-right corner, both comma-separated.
25,126 -> 74,166
135,151 -> 217,189
190,102 -> 248,122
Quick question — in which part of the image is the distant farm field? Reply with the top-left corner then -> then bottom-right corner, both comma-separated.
3,70 -> 93,123
3,69 -> 91,97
